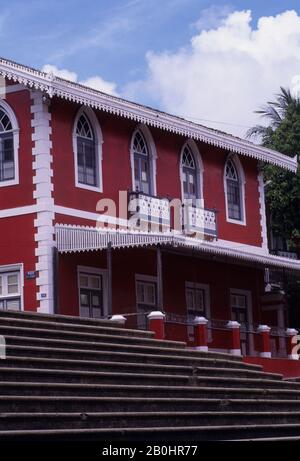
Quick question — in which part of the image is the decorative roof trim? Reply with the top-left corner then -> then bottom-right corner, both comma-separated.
55,224 -> 300,272
0,57 -> 297,172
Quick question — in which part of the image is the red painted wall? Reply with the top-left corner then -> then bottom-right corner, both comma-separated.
51,98 -> 263,247
58,247 -> 265,344
244,356 -> 300,378
0,214 -> 37,310
0,87 -> 34,209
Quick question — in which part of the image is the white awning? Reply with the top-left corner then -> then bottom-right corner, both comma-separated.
55,224 -> 300,272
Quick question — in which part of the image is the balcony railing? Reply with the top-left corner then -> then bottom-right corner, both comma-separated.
182,203 -> 217,238
128,191 -> 218,239
271,249 -> 298,260
128,191 -> 170,231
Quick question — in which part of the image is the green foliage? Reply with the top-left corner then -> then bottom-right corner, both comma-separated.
247,87 -> 300,246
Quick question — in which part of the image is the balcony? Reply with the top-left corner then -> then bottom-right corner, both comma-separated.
182,203 -> 217,239
128,191 -> 218,239
128,191 -> 171,232
270,249 -> 299,260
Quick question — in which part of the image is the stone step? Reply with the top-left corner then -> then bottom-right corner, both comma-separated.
0,309 -> 145,332
0,325 -> 184,349
0,382 -> 299,399
2,423 -> 300,441
4,345 -> 263,371
3,335 -> 213,357
0,315 -> 155,339
0,396 -> 299,413
1,411 -> 300,431
0,356 -> 281,380
0,367 -> 288,388
0,367 -> 286,388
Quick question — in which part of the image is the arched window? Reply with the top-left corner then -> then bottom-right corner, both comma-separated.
73,108 -> 103,191
132,129 -> 152,194
225,157 -> 245,222
181,144 -> 198,201
0,108 -> 15,183
76,113 -> 97,186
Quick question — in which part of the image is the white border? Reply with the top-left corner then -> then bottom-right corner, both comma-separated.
258,170 -> 269,250
73,106 -> 103,193
31,90 -> 55,314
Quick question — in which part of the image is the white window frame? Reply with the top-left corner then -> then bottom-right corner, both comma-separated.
77,265 -> 108,317
180,139 -> 204,203
0,263 -> 24,310
73,107 -> 103,193
130,124 -> 157,196
185,281 -> 212,342
230,288 -> 254,355
224,154 -> 246,226
0,100 -> 20,188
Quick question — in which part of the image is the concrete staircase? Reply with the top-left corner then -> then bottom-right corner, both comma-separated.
0,310 -> 300,441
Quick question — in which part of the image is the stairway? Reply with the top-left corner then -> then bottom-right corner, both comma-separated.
0,310 -> 300,441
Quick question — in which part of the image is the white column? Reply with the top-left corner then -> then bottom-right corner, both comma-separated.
31,91 -> 55,314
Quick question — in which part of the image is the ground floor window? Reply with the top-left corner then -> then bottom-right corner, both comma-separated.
230,289 -> 253,355
0,270 -> 21,310
230,292 -> 248,324
135,276 -> 157,329
79,271 -> 103,319
186,285 -> 206,319
185,282 -> 211,342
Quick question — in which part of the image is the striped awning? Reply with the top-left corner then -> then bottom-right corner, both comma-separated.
55,224 -> 300,272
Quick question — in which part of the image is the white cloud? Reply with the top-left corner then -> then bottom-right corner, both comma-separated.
124,9 -> 300,137
42,64 -> 77,82
41,64 -> 119,96
193,4 -> 233,31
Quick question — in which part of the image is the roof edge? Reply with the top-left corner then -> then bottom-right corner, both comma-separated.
0,57 -> 297,172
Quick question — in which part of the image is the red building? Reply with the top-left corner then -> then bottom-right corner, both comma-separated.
0,57 -> 299,361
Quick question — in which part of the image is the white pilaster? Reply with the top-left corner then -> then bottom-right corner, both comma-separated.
258,171 -> 269,251
31,91 -> 54,314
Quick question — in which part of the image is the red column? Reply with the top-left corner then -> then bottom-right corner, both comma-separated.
147,311 -> 165,340
286,328 -> 299,360
226,321 -> 241,356
194,316 -> 208,352
257,324 -> 271,358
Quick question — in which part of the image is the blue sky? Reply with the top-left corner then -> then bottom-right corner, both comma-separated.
1,0 -> 300,136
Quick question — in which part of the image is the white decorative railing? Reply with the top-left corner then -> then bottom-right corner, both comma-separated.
55,224 -> 176,253
183,203 -> 217,238
128,192 -> 170,231
274,250 -> 298,260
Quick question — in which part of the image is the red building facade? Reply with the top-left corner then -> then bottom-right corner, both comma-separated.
0,58 -> 299,358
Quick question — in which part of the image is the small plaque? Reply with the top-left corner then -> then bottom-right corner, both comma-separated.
26,271 -> 37,280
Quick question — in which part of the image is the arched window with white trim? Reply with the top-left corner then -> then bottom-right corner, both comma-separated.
224,156 -> 245,223
131,126 -> 156,195
73,108 -> 103,192
180,141 -> 203,203
0,102 -> 19,187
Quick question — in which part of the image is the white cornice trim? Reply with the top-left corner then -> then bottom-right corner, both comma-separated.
0,57 -> 297,172
55,224 -> 300,272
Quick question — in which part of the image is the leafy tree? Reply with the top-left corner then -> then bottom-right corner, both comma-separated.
247,87 -> 300,247
247,88 -> 300,328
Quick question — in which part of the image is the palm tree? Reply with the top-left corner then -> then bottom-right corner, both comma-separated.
246,87 -> 300,140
